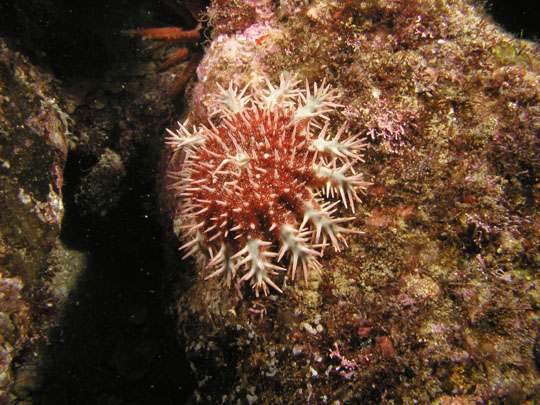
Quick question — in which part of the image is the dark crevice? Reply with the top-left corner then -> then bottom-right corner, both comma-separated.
36,142 -> 196,403
485,0 -> 539,41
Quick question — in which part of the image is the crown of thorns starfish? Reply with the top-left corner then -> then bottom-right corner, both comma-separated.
166,73 -> 370,296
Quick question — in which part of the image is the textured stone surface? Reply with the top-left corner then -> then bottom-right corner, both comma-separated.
170,1 -> 540,403
0,36 -> 69,401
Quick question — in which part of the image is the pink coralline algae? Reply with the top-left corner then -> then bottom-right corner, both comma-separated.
166,73 -> 369,295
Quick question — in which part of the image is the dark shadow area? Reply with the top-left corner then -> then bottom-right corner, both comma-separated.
0,0 -> 198,80
0,0 -> 114,79
33,144 -> 195,404
486,0 -> 539,41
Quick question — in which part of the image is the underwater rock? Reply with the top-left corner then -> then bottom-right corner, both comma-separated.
0,36 -> 70,402
167,0 -> 540,403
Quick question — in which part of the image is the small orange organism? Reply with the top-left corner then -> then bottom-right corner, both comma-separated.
131,0 -> 206,96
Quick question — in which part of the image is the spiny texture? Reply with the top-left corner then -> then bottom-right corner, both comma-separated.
166,73 -> 369,295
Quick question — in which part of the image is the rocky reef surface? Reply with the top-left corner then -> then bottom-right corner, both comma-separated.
171,0 -> 540,403
0,0 -> 538,404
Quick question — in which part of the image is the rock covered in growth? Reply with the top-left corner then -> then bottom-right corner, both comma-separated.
173,0 -> 540,403
166,73 -> 368,295
0,273 -> 29,397
0,36 -> 70,402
